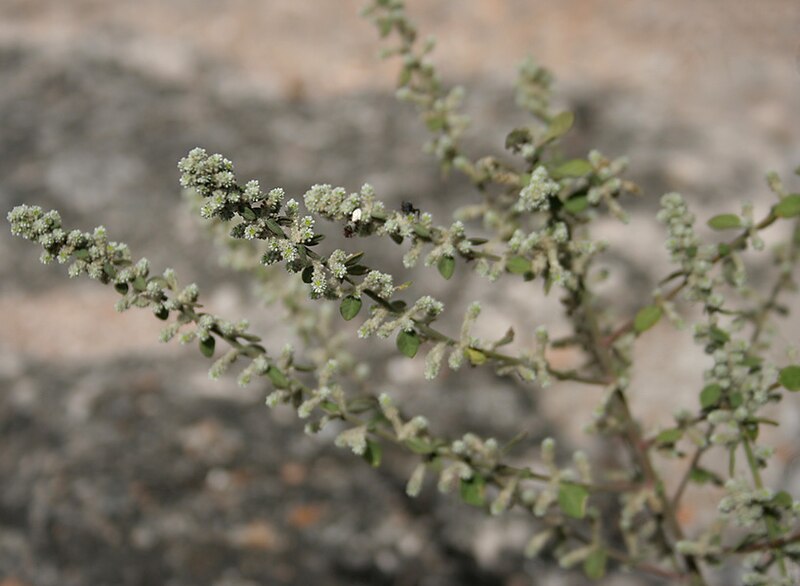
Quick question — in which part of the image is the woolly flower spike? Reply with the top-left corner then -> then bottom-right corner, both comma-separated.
291,215 -> 316,244
718,479 -> 775,528
334,425 -> 368,455
491,476 -> 519,516
8,205 -> 62,241
413,295 -> 444,317
327,249 -> 349,280
516,166 -> 559,212
310,263 -> 327,297
406,463 -> 427,497
424,342 -> 448,380
178,148 -> 236,199
361,270 -> 394,299
437,462 -> 473,493
242,180 -> 263,203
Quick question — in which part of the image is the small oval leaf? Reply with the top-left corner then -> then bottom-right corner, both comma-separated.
774,194 -> 800,218
267,366 -> 290,389
707,214 -> 742,230
465,347 -> 487,365
633,305 -> 663,334
564,195 -> 590,214
700,384 -> 723,409
460,475 -> 486,507
655,428 -> 683,445
552,159 -> 593,179
542,111 -> 575,143
438,255 -> 455,280
779,365 -> 800,391
397,330 -> 421,358
506,256 -> 532,275
199,336 -> 215,358
558,483 -> 588,519
583,548 -> 607,580
340,296 -> 362,321
362,439 -> 382,468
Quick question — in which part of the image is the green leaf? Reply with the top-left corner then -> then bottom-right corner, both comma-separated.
404,438 -> 435,454
347,264 -> 369,276
345,252 -> 364,266
460,475 -> 486,507
362,439 -> 382,468
655,428 -> 683,445
199,336 -> 215,358
264,218 -> 286,237
707,214 -> 742,230
771,491 -> 793,509
552,159 -> 593,179
241,207 -> 257,221
339,296 -> 362,321
154,306 -> 169,320
465,347 -> 487,365
779,365 -> 800,391
114,282 -> 129,295
709,326 -> 730,345
558,483 -> 588,519
438,255 -> 455,280
583,548 -> 607,580
700,384 -> 723,409
397,330 -> 421,358
730,392 -> 743,408
774,194 -> 800,218
74,248 -> 90,260
413,224 -> 431,239
563,195 -> 590,214
541,111 -> 574,143
633,305 -> 663,334
132,276 -> 147,292
506,256 -> 532,275
267,366 -> 290,389
689,467 -> 723,486
301,266 -> 314,283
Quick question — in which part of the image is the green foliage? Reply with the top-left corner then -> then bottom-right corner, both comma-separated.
6,2 -> 800,585
558,483 -> 588,520
633,304 -> 663,334
707,213 -> 742,230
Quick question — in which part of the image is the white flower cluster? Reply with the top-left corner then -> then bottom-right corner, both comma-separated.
303,183 -> 385,223
657,192 -> 722,307
718,480 -> 775,528
515,166 -> 560,212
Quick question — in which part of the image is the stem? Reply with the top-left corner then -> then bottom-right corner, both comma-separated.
580,282 -> 708,584
743,437 -> 788,577
671,426 -> 714,510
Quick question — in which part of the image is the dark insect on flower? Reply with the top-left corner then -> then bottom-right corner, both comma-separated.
401,200 -> 421,217
343,223 -> 356,238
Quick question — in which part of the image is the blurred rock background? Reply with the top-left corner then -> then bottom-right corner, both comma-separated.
0,1 -> 799,585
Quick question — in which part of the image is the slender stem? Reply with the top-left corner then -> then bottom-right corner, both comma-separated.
579,281 -> 708,584
671,427 -> 714,510
743,437 -> 788,577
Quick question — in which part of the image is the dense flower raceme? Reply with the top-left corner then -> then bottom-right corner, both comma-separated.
9,0 -> 800,582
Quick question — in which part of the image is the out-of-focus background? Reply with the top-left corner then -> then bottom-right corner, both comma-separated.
1,1 -> 799,585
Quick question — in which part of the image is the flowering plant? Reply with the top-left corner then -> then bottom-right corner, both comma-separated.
8,1 -> 800,583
